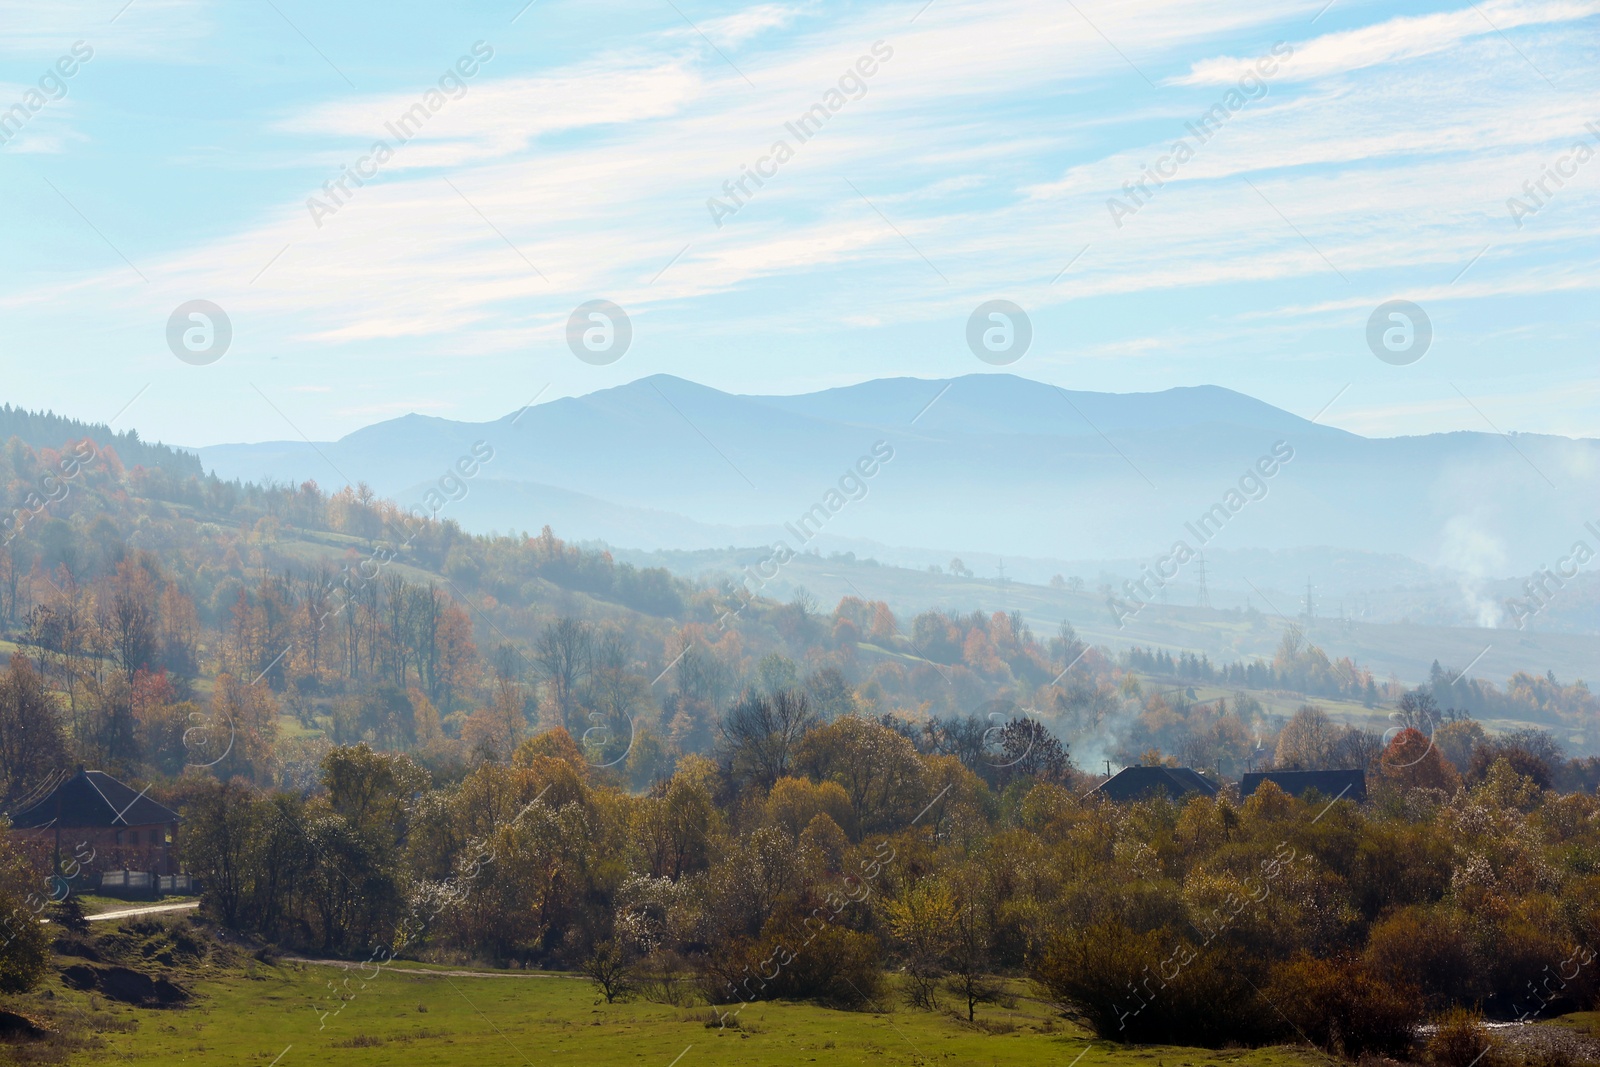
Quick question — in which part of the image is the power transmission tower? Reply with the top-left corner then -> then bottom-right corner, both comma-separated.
1303,578 -> 1315,620
1195,554 -> 1211,609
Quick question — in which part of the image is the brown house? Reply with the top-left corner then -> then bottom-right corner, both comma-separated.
9,769 -> 181,877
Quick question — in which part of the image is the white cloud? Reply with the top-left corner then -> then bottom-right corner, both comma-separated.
698,4 -> 807,47
0,0 -> 216,60
1174,0 -> 1600,85
5,0 -> 1598,428
3,132 -> 72,152
278,61 -> 705,168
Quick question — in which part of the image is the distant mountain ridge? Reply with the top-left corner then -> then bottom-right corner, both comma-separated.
192,374 -> 1600,581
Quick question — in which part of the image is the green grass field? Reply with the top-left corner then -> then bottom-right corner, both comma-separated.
8,916 -> 1343,1067
79,964 -> 1339,1067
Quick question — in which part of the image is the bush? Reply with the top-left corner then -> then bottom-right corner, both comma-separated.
699,919 -> 885,1010
1031,920 -> 1276,1047
0,859 -> 51,995
1479,899 -> 1592,1016
1266,953 -> 1420,1058
1365,906 -> 1483,1009
1426,1008 -> 1506,1067
636,950 -> 696,1007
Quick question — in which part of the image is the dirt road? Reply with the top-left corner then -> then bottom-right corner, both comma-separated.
86,901 -> 201,922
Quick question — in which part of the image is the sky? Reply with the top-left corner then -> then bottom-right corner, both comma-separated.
1,0 -> 1597,447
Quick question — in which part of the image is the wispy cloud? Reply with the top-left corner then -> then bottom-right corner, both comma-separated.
697,3 -> 807,47
1174,0 -> 1600,85
3,0 -> 1598,445
0,0 -> 216,58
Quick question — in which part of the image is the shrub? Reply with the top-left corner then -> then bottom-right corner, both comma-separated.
1426,1008 -> 1506,1067
1031,920 -> 1276,1047
1483,908 -> 1581,1016
1266,953 -> 1420,1058
1365,905 -> 1483,1009
771,922 -> 885,1007
699,919 -> 885,1010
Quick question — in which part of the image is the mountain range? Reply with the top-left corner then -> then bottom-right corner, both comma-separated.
194,374 -> 1600,599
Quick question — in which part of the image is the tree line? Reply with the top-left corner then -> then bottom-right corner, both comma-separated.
160,703 -> 1600,1060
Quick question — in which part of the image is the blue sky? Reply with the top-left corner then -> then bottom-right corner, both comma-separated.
2,0 -> 1597,447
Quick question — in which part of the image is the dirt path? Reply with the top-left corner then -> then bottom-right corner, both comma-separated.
86,901 -> 201,922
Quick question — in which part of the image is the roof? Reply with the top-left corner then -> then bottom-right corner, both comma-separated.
1240,769 -> 1367,803
8,770 -> 181,829
1091,766 -> 1219,802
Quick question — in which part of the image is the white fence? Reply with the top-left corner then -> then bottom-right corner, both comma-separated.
94,871 -> 197,896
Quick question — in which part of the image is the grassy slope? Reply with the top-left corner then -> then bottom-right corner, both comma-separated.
12,916 -> 1337,1067
1555,1011 -> 1600,1037
77,961 -> 1338,1067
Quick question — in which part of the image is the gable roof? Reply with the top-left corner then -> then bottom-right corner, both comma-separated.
8,770 -> 180,829
1240,769 -> 1367,803
1091,765 -> 1219,802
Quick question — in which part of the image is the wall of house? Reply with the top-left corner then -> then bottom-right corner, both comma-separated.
11,823 -> 179,877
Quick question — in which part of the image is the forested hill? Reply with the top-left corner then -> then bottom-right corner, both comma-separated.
0,403 -> 202,478
1,425 -> 1595,827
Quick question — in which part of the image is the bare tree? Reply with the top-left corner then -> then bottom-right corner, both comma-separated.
945,864 -> 998,1022
1052,619 -> 1085,671
297,564 -> 332,675
536,617 -> 593,727
1274,705 -> 1339,770
719,689 -> 817,790
676,644 -> 732,714
1335,728 -> 1385,770
582,938 -> 637,1003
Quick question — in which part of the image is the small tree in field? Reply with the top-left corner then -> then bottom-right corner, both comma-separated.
886,879 -> 956,1009
583,938 -> 636,1003
945,865 -> 997,1022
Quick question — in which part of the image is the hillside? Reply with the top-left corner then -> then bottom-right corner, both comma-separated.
1,421 -> 1597,813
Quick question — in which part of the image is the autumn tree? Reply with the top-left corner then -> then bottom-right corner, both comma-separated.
945,862 -> 997,1021
0,829 -> 52,994
1379,727 -> 1458,791
207,673 -> 280,784
886,878 -> 956,1008
1274,705 -> 1340,770
638,757 -> 719,879
0,653 -> 68,808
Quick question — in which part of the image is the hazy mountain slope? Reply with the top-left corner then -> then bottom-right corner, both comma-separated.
747,377 -> 1337,439
193,374 -> 1600,578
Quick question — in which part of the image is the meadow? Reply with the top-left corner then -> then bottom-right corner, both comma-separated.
11,916 -> 1345,1067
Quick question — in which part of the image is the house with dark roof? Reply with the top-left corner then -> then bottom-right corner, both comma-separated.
1240,769 -> 1367,804
1090,765 -> 1219,802
9,769 -> 181,877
